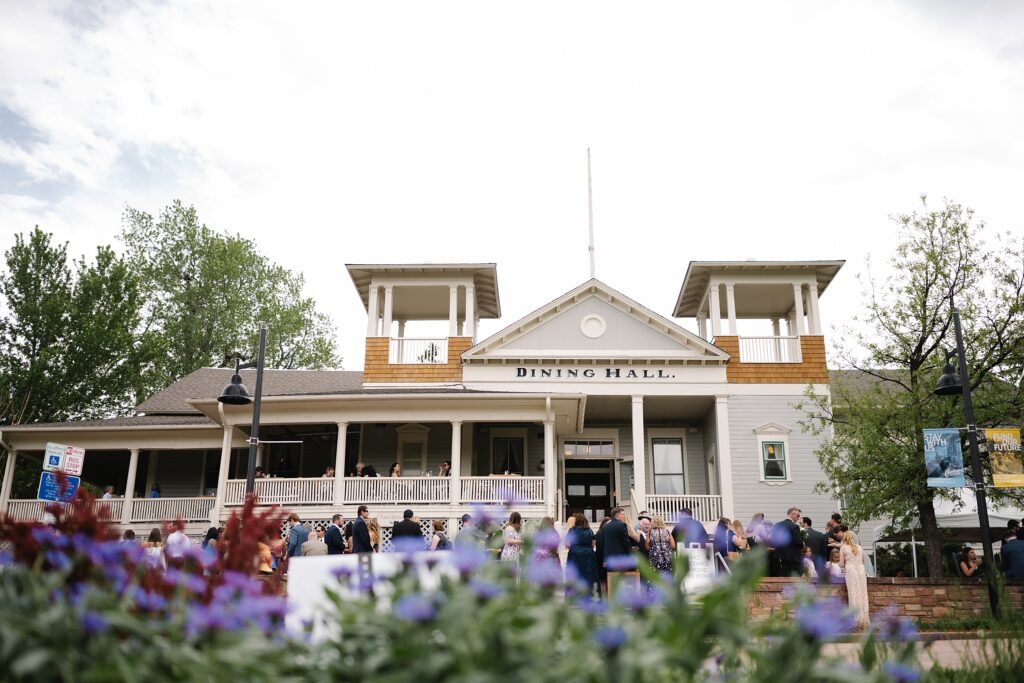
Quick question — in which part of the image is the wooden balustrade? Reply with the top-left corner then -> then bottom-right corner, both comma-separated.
645,495 -> 723,524
223,477 -> 335,506
343,476 -> 451,504
132,497 -> 216,522
459,476 -> 546,504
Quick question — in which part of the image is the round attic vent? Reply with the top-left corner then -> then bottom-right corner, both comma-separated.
580,314 -> 606,339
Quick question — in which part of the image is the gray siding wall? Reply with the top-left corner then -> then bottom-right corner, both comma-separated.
726,395 -> 837,528
703,409 -> 720,495
581,423 -> 708,496
155,450 -> 204,497
359,423 -> 456,475
686,430 -> 708,495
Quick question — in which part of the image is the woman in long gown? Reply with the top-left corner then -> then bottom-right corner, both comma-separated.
839,530 -> 869,629
566,513 -> 598,594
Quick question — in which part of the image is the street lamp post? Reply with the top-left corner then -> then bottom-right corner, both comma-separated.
217,324 -> 268,496
934,306 -> 998,616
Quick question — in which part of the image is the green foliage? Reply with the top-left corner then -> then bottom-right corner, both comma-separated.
875,542 -> 965,578
121,200 -> 340,387
0,228 -> 151,425
800,197 -> 1024,577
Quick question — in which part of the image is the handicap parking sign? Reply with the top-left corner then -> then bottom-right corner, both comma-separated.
38,471 -> 81,503
43,443 -> 66,472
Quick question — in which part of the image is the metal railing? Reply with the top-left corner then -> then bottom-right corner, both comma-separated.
132,497 -> 216,523
646,495 -> 723,524
223,478 -> 335,506
388,337 -> 448,364
5,499 -> 124,522
738,336 -> 801,363
460,476 -> 546,504
343,476 -> 451,504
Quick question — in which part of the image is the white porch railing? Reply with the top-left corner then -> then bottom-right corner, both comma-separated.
132,497 -> 216,523
738,336 -> 801,363
5,499 -> 124,522
646,495 -> 723,524
389,337 -> 448,364
460,476 -> 546,504
344,476 -> 451,504
224,478 -> 335,506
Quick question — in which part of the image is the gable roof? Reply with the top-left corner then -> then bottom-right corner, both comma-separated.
137,368 -> 366,414
463,279 -> 730,365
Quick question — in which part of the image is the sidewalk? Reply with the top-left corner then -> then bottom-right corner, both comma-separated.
825,636 -> 1003,669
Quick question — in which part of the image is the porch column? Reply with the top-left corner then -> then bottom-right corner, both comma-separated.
122,448 -> 140,525
397,320 -> 406,338
807,282 -> 822,334
448,285 -> 459,336
792,284 -> 807,336
465,284 -> 476,339
771,318 -> 781,337
382,285 -> 394,337
450,420 -> 462,505
543,418 -> 555,517
714,396 -> 735,520
631,396 -> 647,507
212,426 -> 233,518
334,422 -> 348,507
697,312 -> 707,340
709,284 -> 722,337
0,449 -> 17,512
366,285 -> 380,336
725,283 -> 738,335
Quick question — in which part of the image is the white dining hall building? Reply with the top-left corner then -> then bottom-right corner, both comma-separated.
0,260 -> 844,546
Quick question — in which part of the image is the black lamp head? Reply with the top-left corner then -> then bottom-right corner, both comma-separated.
935,350 -> 962,396
218,372 -> 252,405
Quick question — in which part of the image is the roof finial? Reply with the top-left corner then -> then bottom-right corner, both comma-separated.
587,148 -> 596,279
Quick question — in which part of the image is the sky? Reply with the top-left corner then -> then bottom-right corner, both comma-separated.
1,1 -> 1023,369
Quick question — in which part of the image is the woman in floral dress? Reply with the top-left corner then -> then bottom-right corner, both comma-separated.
647,516 -> 676,573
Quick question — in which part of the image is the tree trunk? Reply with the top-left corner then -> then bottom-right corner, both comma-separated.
917,499 -> 946,577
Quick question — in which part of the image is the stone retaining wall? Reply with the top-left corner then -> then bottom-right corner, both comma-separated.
750,577 -> 1024,621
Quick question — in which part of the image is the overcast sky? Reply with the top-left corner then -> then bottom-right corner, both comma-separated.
2,1 -> 1023,369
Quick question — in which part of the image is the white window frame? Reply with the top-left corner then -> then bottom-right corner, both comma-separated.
559,428 -> 620,502
754,422 -> 792,485
490,428 -> 528,475
396,423 -> 430,475
648,428 -> 688,496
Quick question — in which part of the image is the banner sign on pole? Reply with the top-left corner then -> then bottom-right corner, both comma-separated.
988,427 -> 1023,488
43,442 -> 65,472
37,471 -> 81,503
41,442 -> 86,476
923,428 -> 966,488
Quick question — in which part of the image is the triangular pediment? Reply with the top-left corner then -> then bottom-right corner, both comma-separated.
463,279 -> 730,365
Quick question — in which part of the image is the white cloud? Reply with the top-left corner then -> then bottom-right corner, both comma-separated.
1,1 -> 1022,369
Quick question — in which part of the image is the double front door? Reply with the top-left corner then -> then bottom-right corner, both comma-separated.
564,460 -> 613,524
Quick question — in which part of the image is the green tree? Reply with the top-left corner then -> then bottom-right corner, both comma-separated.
801,197 -> 1024,578
120,200 -> 340,387
0,228 -> 149,426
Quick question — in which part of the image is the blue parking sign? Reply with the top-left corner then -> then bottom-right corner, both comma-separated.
37,471 -> 80,503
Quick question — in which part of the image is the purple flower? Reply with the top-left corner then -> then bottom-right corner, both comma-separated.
133,588 -> 168,612
525,558 -> 564,587
391,536 -> 426,555
795,598 -> 856,641
615,584 -> 665,611
469,503 -> 500,528
882,661 -> 921,683
81,611 -> 109,636
451,544 -> 488,576
331,565 -> 355,580
469,579 -> 504,600
393,593 -> 437,622
575,597 -> 609,615
164,568 -> 208,595
533,528 -> 561,551
31,527 -> 55,546
44,551 -> 71,571
0,551 -> 12,567
605,554 -> 638,571
495,487 -> 525,508
872,605 -> 918,642
593,625 -> 628,651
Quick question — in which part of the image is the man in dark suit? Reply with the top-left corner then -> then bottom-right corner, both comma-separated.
599,507 -> 634,569
802,516 -> 829,573
351,505 -> 374,554
1002,536 -> 1024,579
325,513 -> 347,555
391,508 -> 424,549
775,507 -> 805,577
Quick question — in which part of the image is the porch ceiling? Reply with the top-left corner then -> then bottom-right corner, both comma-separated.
583,395 -> 713,422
